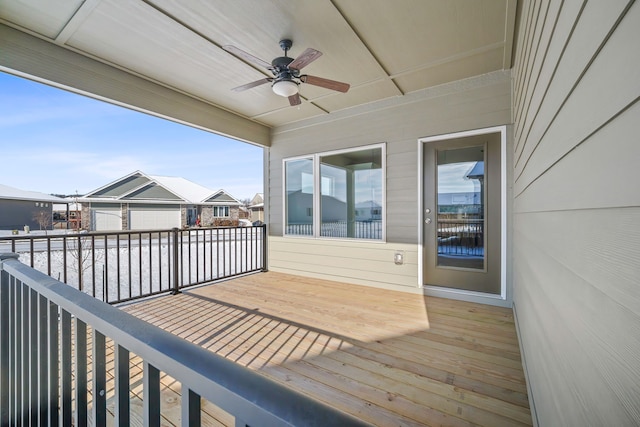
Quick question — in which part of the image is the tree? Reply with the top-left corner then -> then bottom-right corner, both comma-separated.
32,210 -> 52,231
66,234 -> 103,294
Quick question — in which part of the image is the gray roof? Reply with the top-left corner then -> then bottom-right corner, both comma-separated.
80,170 -> 240,205
0,183 -> 67,203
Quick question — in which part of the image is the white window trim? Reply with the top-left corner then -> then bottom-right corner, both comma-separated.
213,206 -> 230,217
282,143 -> 386,242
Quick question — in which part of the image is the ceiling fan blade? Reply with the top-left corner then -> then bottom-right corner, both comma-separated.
288,93 -> 301,106
301,75 -> 350,93
222,45 -> 272,69
231,78 -> 272,92
288,48 -> 322,71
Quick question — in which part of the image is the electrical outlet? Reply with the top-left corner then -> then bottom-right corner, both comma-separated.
394,251 -> 404,265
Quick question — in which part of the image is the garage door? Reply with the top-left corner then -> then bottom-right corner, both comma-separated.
129,204 -> 180,230
91,206 -> 122,231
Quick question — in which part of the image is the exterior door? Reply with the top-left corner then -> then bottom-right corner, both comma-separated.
423,131 -> 502,295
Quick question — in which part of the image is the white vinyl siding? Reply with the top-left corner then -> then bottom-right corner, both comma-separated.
129,205 -> 180,230
511,1 -> 640,426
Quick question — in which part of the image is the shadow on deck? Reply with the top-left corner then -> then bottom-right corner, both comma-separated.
115,271 -> 531,426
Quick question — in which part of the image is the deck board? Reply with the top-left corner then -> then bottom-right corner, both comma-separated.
116,271 -> 531,426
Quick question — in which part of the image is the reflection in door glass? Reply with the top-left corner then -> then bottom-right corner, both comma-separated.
437,146 -> 485,269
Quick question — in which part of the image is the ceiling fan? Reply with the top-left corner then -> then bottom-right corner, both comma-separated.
222,39 -> 350,106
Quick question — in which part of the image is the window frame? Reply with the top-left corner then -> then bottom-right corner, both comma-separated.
282,143 -> 386,241
213,206 -> 230,217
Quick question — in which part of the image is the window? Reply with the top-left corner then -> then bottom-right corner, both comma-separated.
284,157 -> 314,236
213,206 -> 229,217
284,144 -> 384,240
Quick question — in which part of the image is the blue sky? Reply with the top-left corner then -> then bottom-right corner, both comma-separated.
0,72 -> 263,201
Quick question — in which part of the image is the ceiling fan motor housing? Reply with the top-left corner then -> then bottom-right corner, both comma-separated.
271,56 -> 299,82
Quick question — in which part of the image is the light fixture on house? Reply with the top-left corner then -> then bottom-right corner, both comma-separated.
272,79 -> 299,97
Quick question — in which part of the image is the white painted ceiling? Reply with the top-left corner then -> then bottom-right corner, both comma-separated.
0,0 -> 516,129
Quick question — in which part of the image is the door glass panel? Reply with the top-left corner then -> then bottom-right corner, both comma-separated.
436,146 -> 485,270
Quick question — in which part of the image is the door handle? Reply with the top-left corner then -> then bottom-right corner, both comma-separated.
424,218 -> 432,224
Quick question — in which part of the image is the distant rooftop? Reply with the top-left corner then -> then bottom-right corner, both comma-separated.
0,183 -> 67,203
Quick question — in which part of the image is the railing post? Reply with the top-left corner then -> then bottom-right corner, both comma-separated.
77,234 -> 83,292
0,254 -> 19,426
171,228 -> 181,295
261,224 -> 268,272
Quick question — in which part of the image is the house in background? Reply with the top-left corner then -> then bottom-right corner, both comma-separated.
78,171 -> 242,231
248,193 -> 264,223
52,200 -> 83,230
0,183 -> 66,231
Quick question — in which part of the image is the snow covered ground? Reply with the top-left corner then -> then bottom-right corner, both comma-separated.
1,228 -> 264,304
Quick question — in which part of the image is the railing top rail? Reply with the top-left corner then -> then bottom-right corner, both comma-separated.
0,252 -> 365,427
0,224 -> 266,242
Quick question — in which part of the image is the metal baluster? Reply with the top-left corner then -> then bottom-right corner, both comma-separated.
138,232 -> 143,297
15,280 -> 23,426
115,344 -> 130,425
148,233 -> 152,295
128,234 -> 132,299
91,235 -> 96,298
62,236 -> 68,283
158,232 -> 162,292
116,234 -> 121,302
216,228 -> 220,280
60,310 -> 72,426
103,235 -> 109,303
92,330 -> 106,426
182,389 -> 200,427
143,362 -> 161,427
75,319 -> 87,427
0,265 -> 10,426
29,289 -> 38,424
195,229 -> 200,284
38,294 -> 48,427
48,301 -> 59,427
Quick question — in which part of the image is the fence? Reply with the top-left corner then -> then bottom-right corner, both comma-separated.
286,220 -> 382,240
0,253 -> 368,426
437,219 -> 484,256
0,225 -> 266,305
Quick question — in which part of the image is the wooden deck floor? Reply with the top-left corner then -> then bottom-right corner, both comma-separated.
118,271 -> 531,426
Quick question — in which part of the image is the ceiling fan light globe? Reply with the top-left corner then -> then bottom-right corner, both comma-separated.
272,80 -> 298,97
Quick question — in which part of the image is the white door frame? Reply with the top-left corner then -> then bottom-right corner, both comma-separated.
417,125 -> 509,307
